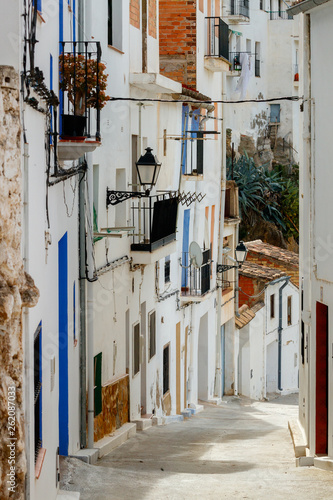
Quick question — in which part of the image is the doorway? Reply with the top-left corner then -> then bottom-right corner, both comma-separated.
316,301 -> 328,455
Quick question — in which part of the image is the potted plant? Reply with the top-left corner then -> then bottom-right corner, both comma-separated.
59,53 -> 110,138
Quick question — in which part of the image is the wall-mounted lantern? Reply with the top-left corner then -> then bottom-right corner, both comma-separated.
216,241 -> 248,273
107,147 -> 161,206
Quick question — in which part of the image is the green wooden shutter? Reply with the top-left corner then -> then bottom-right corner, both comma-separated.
94,353 -> 102,416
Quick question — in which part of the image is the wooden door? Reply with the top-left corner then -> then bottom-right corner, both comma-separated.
176,322 -> 181,414
316,302 -> 329,455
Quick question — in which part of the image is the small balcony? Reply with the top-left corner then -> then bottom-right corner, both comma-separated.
225,0 -> 250,23
269,10 -> 293,20
228,52 -> 252,76
181,249 -> 211,302
204,17 -> 230,73
58,41 -> 106,161
130,194 -> 178,265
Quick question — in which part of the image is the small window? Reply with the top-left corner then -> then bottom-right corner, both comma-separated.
108,0 -> 122,49
287,296 -> 292,325
260,0 -> 264,10
148,311 -> 156,360
133,323 -> 140,376
94,353 -> 102,416
34,323 -> 42,463
163,344 -> 170,395
164,256 -> 171,283
301,321 -> 305,365
270,294 -> 275,319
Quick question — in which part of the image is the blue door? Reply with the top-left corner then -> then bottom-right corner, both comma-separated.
182,210 -> 190,288
58,232 -> 69,456
270,104 -> 280,123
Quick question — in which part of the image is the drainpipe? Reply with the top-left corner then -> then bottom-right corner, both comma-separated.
78,0 -> 87,449
278,277 -> 290,391
268,275 -> 291,392
214,73 -> 226,399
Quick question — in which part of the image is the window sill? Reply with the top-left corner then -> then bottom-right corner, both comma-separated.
108,44 -> 124,55
35,448 -> 46,479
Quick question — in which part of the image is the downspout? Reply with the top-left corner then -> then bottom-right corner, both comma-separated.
78,0 -> 87,449
278,277 -> 290,391
214,72 -> 226,398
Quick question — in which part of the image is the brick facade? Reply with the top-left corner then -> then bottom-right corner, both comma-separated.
149,0 -> 157,38
159,0 -> 197,88
246,251 -> 299,288
239,275 -> 266,309
130,0 -> 140,29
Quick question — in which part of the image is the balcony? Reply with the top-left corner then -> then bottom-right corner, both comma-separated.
58,41 -> 105,161
130,194 -> 178,265
181,249 -> 211,302
204,17 -> 230,73
228,52 -> 252,76
225,0 -> 250,23
269,10 -> 293,20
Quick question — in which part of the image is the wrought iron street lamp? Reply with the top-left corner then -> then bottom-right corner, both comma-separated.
106,147 -> 162,206
216,241 -> 248,273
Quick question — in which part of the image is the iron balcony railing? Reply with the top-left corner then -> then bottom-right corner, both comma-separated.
59,41 -> 102,141
181,249 -> 211,297
230,0 -> 250,18
269,10 -> 293,20
229,52 -> 252,72
131,193 -> 178,252
205,17 -> 229,60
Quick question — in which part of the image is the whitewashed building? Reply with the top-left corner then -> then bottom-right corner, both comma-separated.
0,1 -> 239,499
288,0 -> 333,469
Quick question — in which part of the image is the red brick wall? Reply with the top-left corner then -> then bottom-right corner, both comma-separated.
239,276 -> 266,309
130,0 -> 140,29
246,251 -> 299,288
149,0 -> 157,38
159,0 -> 197,88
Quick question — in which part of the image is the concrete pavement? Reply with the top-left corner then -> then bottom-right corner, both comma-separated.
60,394 -> 333,499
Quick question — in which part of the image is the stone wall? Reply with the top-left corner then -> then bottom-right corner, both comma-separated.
94,374 -> 129,442
0,66 -> 39,500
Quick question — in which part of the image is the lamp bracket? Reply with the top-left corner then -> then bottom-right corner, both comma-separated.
106,189 -> 148,206
216,263 -> 239,274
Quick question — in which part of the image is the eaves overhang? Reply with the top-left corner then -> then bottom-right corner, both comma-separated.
288,0 -> 332,16
130,73 -> 182,94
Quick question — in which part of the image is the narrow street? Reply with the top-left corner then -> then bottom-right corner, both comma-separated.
60,395 -> 333,500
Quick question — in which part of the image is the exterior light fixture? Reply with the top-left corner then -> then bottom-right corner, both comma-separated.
216,241 -> 248,274
106,147 -> 162,206
136,147 -> 162,192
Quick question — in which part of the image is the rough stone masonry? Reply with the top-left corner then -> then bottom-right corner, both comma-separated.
0,66 -> 39,499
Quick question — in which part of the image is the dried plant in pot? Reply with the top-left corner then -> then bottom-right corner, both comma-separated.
59,53 -> 110,139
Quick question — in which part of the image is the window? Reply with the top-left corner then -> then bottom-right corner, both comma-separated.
94,353 -> 102,416
260,0 -> 264,10
108,0 -> 122,50
133,323 -> 140,376
164,256 -> 170,283
270,104 -> 280,124
255,42 -> 261,77
148,311 -> 156,360
301,321 -> 305,365
270,294 -> 275,319
287,296 -> 292,325
163,344 -> 170,395
34,322 -> 42,463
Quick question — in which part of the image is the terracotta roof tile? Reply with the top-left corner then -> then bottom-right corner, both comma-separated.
251,301 -> 265,314
246,240 -> 299,267
240,261 -> 286,281
235,304 -> 256,329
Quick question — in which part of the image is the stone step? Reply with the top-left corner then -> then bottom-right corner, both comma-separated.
181,409 -> 192,418
314,457 -> 333,472
57,492 -> 80,500
189,403 -> 204,414
296,456 -> 314,467
162,414 -> 184,425
94,422 -> 137,458
133,418 -> 153,431
72,448 -> 99,465
288,419 -> 307,458
152,416 -> 163,426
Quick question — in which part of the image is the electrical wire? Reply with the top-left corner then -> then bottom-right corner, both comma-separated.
109,95 -> 301,105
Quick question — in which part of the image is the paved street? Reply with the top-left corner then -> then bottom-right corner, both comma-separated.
61,395 -> 333,499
